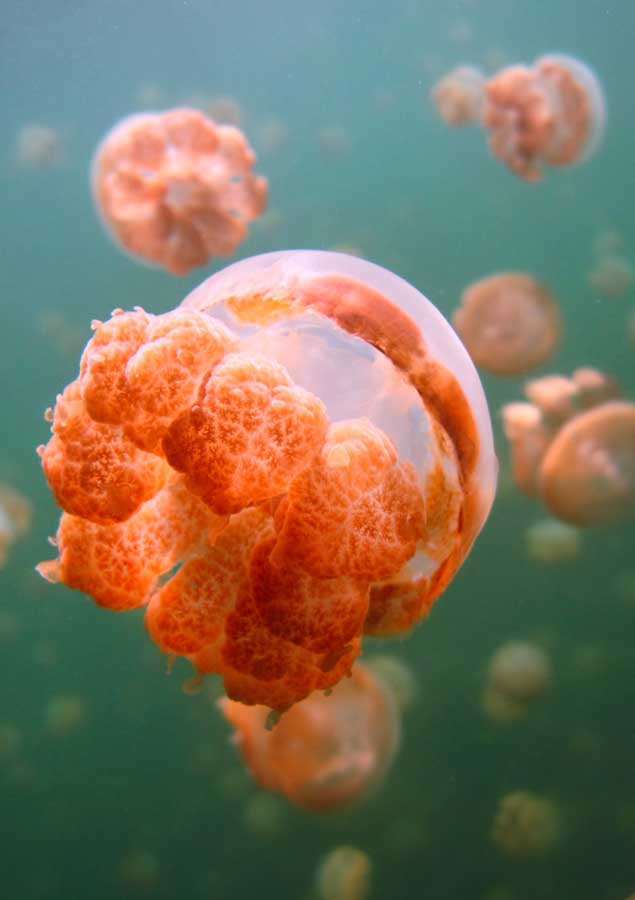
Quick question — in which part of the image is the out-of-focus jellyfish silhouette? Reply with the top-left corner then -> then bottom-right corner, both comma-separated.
501,367 -> 625,523
16,124 -> 64,168
366,655 -> 417,712
315,846 -> 372,900
0,723 -> 22,762
243,792 -> 285,838
120,849 -> 160,890
44,694 -> 87,736
431,66 -> 485,126
483,641 -> 552,722
452,273 -> 561,376
0,484 -> 31,567
587,255 -> 632,298
317,126 -> 352,160
525,518 -> 581,564
91,108 -> 268,275
37,251 -> 497,710
491,791 -> 561,857
255,118 -> 289,155
539,401 -> 635,526
482,54 -> 606,182
220,662 -> 400,812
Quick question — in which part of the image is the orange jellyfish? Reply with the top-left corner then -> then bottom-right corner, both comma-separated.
220,662 -> 400,812
431,65 -> 485,126
91,108 -> 267,275
482,54 -> 606,181
538,401 -> 635,526
38,251 -> 497,710
452,272 -> 561,376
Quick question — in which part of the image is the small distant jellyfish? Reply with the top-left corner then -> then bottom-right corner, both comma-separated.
491,791 -> 561,857
202,95 -> 244,126
588,254 -> 633,298
243,792 -> 285,838
91,108 -> 268,275
525,518 -> 581,564
120,850 -> 160,890
539,401 -> 635,526
0,483 -> 32,567
255,118 -> 289,155
37,251 -> 497,710
431,66 -> 485,126
220,662 -> 400,812
452,273 -> 562,376
316,846 -> 372,900
44,694 -> 87,736
483,641 -> 551,722
0,723 -> 22,762
365,655 -> 417,712
482,54 -> 606,182
317,126 -> 352,160
16,124 -> 64,168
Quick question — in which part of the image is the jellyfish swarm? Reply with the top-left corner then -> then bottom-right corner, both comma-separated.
91,108 -> 267,276
452,273 -> 561,376
482,54 -> 606,182
431,66 -> 485,127
37,251 -> 497,710
220,662 -> 400,812
501,368 -> 635,526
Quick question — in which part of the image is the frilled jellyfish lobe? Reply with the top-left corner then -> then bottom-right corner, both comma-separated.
220,662 -> 400,812
482,54 -> 606,182
91,108 -> 267,275
38,251 -> 496,709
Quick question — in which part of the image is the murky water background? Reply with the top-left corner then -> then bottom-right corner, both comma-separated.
1,1 -> 634,898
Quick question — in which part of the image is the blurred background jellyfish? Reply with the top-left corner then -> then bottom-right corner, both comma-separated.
15,123 -> 64,169
482,54 -> 606,182
500,368 -> 626,518
525,518 -> 581,564
587,254 -> 632,299
365,655 -> 417,713
315,846 -> 372,900
483,641 -> 552,722
91,108 -> 268,275
37,251 -> 497,711
219,662 -> 400,813
431,65 -> 485,126
491,790 -> 562,857
452,272 -> 561,376
0,483 -> 31,568
44,693 -> 87,736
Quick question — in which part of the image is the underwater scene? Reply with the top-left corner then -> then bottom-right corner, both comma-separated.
1,1 -> 634,898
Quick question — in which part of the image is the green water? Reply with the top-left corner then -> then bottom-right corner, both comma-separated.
1,1 -> 634,898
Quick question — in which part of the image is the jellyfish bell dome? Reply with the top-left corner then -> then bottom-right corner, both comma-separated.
539,401 -> 635,526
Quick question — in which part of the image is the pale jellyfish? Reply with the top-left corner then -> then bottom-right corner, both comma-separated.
491,791 -> 562,857
317,126 -> 352,159
483,641 -> 552,721
44,694 -> 87,736
453,273 -> 561,376
431,66 -> 485,126
315,846 -> 372,900
243,792 -> 285,838
219,663 -> 400,812
120,850 -> 160,890
587,255 -> 632,298
16,124 -> 64,168
539,401 -> 635,526
37,251 -> 496,710
525,518 -> 581,564
91,108 -> 267,275
482,54 -> 606,182
0,483 -> 31,567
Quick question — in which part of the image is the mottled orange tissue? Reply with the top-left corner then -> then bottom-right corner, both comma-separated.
38,251 -> 497,709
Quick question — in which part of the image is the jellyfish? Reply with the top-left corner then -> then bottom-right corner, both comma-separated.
0,483 -> 31,568
538,401 -> 635,526
16,124 -> 64,168
501,367 -> 621,502
44,694 -> 87,736
431,65 -> 485,126
525,518 -> 581,564
91,108 -> 268,275
491,791 -> 561,857
483,641 -> 552,722
38,251 -> 497,710
452,273 -> 561,376
315,846 -> 372,900
482,54 -> 606,182
587,255 -> 632,298
220,662 -> 400,812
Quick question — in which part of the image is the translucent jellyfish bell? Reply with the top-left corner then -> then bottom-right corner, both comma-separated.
38,250 -> 497,710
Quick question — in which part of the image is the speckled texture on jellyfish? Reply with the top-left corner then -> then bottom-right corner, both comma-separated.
38,251 -> 497,709
91,108 -> 267,275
